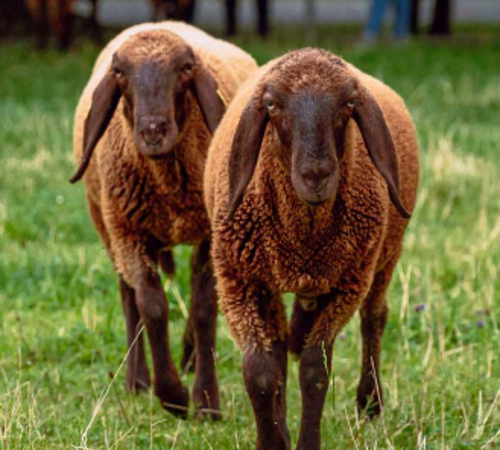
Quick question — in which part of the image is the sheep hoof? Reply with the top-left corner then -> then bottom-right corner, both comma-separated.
356,385 -> 382,419
126,378 -> 151,393
193,385 -> 221,421
158,384 -> 190,420
194,406 -> 222,422
180,349 -> 196,374
124,369 -> 151,393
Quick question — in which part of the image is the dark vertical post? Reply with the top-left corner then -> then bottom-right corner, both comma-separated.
0,0 -> 31,36
89,0 -> 103,43
410,0 -> 420,34
226,0 -> 237,36
36,0 -> 50,49
256,0 -> 269,36
305,0 -> 317,43
178,0 -> 196,23
430,0 -> 452,35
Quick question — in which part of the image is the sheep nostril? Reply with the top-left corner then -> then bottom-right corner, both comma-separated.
302,169 -> 330,190
142,121 -> 167,147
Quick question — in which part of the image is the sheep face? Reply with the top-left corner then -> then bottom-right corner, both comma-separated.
71,29 -> 225,183
261,80 -> 358,207
112,32 -> 196,158
227,48 -> 411,219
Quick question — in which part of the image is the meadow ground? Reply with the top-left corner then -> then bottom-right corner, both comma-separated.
1,26 -> 500,450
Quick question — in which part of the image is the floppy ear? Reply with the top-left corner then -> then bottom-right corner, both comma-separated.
227,96 -> 269,219
192,62 -> 226,134
70,72 -> 121,183
353,86 -> 411,219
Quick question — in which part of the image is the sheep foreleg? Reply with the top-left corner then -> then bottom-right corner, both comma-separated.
135,270 -> 189,419
220,281 -> 290,449
244,342 -> 290,450
119,276 -> 151,392
296,343 -> 333,450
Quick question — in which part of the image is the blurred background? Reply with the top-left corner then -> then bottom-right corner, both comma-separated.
1,0 -> 499,49
1,1 -> 500,449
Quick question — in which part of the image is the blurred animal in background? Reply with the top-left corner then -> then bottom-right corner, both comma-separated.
149,0 -> 270,36
225,0 -> 269,37
149,0 -> 196,23
0,1 -> 31,38
72,22 -> 257,419
24,0 -> 101,49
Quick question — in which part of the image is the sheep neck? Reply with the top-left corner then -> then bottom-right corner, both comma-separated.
256,129 -> 354,250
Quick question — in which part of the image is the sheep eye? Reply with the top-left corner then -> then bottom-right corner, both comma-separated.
114,69 -> 124,79
183,64 -> 193,75
347,99 -> 357,108
265,100 -> 280,116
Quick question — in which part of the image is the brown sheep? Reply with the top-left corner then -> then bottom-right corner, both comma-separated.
72,22 -> 257,420
150,0 -> 195,22
24,0 -> 100,49
204,48 -> 419,448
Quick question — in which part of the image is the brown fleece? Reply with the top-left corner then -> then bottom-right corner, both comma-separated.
74,22 -> 257,287
72,22 -> 257,419
205,48 -> 419,351
205,47 -> 419,446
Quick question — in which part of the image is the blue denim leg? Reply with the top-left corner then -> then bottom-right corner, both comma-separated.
363,0 -> 391,40
394,0 -> 411,38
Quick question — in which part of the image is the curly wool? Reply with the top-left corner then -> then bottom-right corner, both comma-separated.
205,49 -> 419,350
73,22 -> 257,286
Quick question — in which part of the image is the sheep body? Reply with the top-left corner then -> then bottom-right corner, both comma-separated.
205,48 -> 418,447
73,22 -> 257,419
206,57 -> 418,324
75,21 -> 256,285
24,0 -> 100,49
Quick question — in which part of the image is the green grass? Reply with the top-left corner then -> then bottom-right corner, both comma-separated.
1,27 -> 500,449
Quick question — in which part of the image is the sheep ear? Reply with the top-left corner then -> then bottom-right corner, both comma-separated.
352,87 -> 411,219
70,72 -> 121,183
192,63 -> 226,134
227,97 -> 269,219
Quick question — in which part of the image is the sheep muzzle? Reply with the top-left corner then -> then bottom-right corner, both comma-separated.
136,115 -> 179,157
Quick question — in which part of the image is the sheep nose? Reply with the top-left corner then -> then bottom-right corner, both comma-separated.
141,120 -> 168,147
302,167 -> 330,192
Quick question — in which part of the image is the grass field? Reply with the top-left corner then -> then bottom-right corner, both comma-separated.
1,27 -> 500,449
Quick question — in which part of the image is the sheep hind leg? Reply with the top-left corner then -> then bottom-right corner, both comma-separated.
135,270 -> 189,419
190,241 -> 221,420
288,295 -> 316,358
180,314 -> 196,373
119,277 -> 151,392
35,0 -> 49,49
56,0 -> 72,50
158,249 -> 195,373
356,254 -> 399,418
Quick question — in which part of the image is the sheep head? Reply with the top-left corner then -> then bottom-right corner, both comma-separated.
227,48 -> 411,219
71,29 -> 225,183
